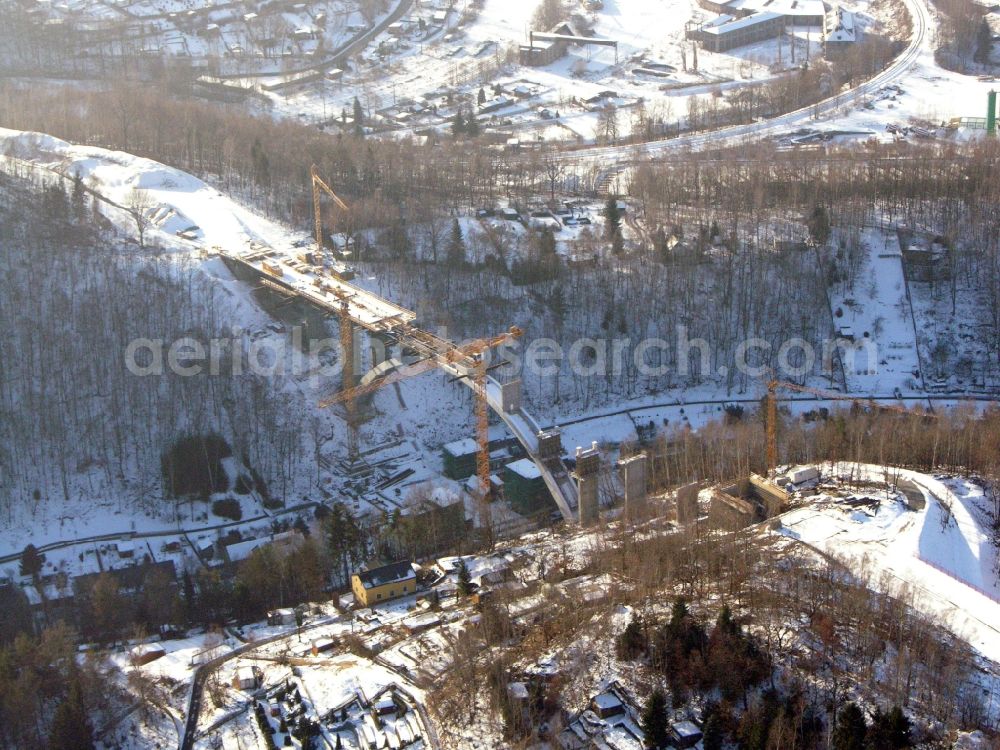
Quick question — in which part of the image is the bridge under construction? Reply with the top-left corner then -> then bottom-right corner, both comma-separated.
218,244 -> 580,523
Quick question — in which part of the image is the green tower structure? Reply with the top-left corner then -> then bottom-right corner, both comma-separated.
989,90 -> 997,136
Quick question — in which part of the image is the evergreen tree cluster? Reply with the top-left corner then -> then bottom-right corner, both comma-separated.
451,108 -> 480,138
629,601 -> 775,748
833,702 -> 913,750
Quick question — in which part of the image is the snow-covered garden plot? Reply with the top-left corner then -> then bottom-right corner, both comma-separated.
827,228 -> 922,395
207,652 -> 429,749
904,242 -> 999,393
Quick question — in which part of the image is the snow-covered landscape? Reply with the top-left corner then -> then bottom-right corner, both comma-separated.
3,0 -> 1000,745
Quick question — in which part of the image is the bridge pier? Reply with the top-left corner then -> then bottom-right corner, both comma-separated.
618,453 -> 648,511
675,481 -> 702,525
574,442 -> 601,525
501,379 -> 522,413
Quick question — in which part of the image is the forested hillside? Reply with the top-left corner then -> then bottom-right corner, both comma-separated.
0,167 -> 316,532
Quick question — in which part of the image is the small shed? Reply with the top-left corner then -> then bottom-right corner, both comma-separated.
402,611 -> 441,634
311,638 -> 336,656
233,666 -> 258,691
268,608 -> 296,626
671,720 -> 703,748
373,695 -> 397,715
130,643 -> 166,666
590,690 -> 625,718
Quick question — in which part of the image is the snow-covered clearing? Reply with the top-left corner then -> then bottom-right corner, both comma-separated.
778,463 -> 1000,658
828,228 -> 923,394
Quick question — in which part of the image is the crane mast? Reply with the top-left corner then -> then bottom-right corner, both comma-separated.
307,166 -> 523,538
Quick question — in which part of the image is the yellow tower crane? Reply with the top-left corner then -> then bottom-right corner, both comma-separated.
311,164 -> 357,456
310,164 -> 350,272
320,326 -> 523,537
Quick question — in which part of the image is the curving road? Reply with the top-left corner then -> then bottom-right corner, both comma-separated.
567,0 -> 929,165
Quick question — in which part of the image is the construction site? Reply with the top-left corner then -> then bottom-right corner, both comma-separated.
217,165 -> 657,535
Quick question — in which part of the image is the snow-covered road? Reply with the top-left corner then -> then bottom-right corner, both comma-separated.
565,0 -> 931,165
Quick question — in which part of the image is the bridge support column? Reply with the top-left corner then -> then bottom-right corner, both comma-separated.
618,453 -> 648,510
988,89 -> 997,137
501,379 -> 521,413
369,330 -> 394,369
340,323 -> 361,391
675,481 -> 702,525
574,442 -> 601,525
537,428 -> 562,459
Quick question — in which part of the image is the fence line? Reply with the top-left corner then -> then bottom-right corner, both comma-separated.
916,555 -> 1000,606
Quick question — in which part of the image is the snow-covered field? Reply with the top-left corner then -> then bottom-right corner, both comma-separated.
777,463 -> 1000,658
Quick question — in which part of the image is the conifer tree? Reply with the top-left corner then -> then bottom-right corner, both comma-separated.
640,688 -> 670,749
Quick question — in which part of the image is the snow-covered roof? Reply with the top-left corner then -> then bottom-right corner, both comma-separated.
506,458 -> 542,480
443,438 -> 479,457
673,720 -> 702,738
701,10 -> 783,35
225,531 -> 298,562
825,6 -> 857,42
437,554 -> 509,581
225,537 -> 268,562
131,643 -> 165,658
759,0 -> 824,15
593,691 -> 624,711
705,13 -> 736,27
722,0 -> 823,15
355,560 -> 415,589
402,611 -> 440,631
